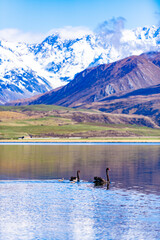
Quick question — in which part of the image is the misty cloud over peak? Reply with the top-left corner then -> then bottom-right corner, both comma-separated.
95,17 -> 126,49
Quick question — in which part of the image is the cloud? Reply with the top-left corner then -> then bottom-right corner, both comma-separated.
0,19 -> 127,45
0,28 -> 46,44
95,17 -> 126,49
0,26 -> 92,44
48,26 -> 92,40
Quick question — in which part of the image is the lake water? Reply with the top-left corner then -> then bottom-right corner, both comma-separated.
0,145 -> 160,239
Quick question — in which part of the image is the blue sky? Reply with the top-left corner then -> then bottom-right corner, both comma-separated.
0,0 -> 160,31
0,0 -> 160,42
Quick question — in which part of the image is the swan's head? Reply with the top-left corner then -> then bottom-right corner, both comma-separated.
106,168 -> 110,171
77,170 -> 80,174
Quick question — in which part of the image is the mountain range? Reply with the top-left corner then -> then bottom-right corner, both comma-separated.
1,25 -> 160,104
12,52 -> 160,126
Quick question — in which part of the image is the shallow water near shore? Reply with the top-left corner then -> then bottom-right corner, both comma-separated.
0,145 -> 160,239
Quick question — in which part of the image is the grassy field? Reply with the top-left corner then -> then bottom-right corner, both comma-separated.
0,105 -> 160,141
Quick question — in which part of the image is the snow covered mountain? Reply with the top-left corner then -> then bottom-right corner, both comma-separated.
0,25 -> 160,104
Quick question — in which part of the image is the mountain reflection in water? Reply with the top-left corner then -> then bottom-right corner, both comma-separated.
0,145 -> 160,239
0,145 -> 160,194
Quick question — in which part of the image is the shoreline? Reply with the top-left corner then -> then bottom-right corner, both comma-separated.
0,137 -> 160,143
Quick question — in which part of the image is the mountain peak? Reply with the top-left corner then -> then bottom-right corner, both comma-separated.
1,25 -> 160,104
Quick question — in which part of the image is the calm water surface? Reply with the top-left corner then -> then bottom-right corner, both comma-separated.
0,145 -> 160,239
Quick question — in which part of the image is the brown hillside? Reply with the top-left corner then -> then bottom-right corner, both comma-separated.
25,54 -> 160,107
7,52 -> 160,127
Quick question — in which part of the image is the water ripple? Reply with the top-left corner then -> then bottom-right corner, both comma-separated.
0,181 -> 160,240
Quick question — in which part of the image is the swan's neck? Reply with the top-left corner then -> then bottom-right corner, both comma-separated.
77,171 -> 80,182
106,170 -> 110,182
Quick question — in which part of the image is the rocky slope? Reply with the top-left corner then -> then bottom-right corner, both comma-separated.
88,84 -> 160,126
23,53 -> 160,106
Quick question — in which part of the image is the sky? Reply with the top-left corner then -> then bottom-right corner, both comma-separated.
0,0 -> 160,43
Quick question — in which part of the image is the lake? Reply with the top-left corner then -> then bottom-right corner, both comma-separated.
0,144 -> 160,239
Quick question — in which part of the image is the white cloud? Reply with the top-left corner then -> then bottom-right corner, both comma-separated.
48,26 -> 92,40
0,26 -> 92,44
95,17 -> 126,49
0,28 -> 46,44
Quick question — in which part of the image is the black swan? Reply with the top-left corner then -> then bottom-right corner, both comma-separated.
70,170 -> 80,182
94,168 -> 110,185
